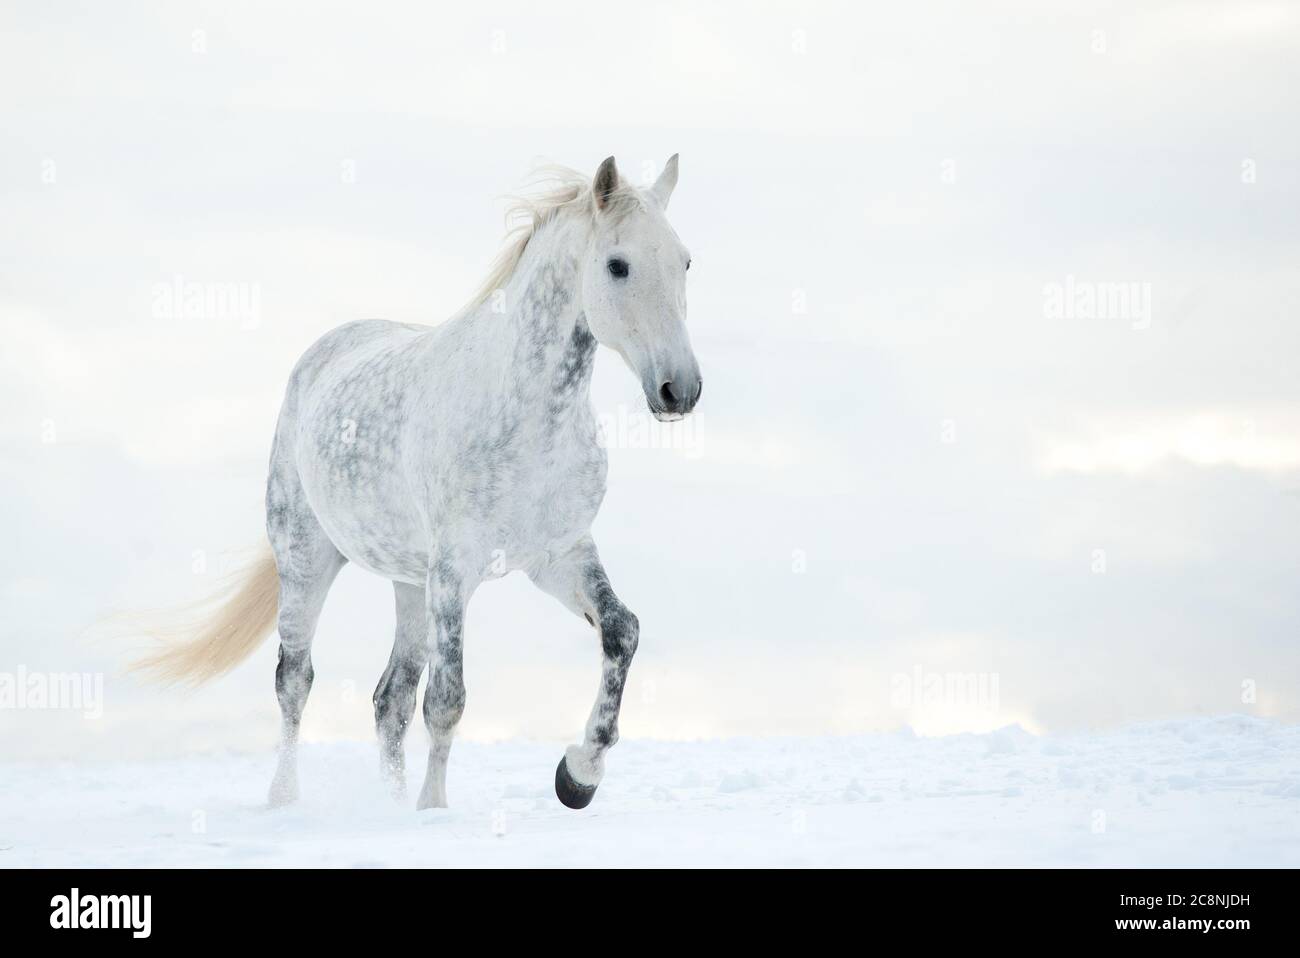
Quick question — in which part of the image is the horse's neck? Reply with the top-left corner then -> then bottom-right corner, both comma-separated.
462,215 -> 596,409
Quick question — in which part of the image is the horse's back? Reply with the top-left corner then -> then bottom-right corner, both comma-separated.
284,319 -> 429,408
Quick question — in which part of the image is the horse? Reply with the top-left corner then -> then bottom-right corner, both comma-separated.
134,155 -> 701,810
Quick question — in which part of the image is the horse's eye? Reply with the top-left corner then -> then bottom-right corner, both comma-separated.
607,258 -> 629,279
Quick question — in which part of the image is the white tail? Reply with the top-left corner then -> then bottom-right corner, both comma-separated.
129,543 -> 281,686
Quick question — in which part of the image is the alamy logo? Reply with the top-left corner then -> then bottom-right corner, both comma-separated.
597,405 -> 703,451
50,888 -> 151,938
0,666 -> 103,719
1043,275 -> 1152,330
890,665 -> 1000,711
151,274 -> 262,329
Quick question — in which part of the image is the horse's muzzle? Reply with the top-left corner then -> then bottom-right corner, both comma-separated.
651,376 -> 702,420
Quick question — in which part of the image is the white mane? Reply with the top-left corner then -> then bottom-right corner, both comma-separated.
462,165 -> 646,313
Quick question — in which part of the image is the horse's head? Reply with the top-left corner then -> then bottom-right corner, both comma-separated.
581,155 -> 701,422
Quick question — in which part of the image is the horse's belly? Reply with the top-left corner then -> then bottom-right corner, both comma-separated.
303,469 -> 428,584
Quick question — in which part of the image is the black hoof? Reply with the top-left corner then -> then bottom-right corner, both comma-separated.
555,757 -> 598,810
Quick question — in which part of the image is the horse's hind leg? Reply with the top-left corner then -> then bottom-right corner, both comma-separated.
373,581 -> 427,797
266,460 -> 346,807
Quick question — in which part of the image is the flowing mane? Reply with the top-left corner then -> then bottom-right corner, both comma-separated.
461,164 -> 646,313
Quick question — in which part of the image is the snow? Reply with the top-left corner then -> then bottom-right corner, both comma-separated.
3,715 -> 1297,867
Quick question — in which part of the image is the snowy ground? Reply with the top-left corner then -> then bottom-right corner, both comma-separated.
2,715 -> 1297,867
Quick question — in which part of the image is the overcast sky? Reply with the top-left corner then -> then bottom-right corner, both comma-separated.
3,1 -> 1298,760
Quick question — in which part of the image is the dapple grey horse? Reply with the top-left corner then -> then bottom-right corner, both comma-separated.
136,155 -> 701,810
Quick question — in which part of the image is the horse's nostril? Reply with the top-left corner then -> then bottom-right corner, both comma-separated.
694,380 -> 703,404
659,381 -> 678,408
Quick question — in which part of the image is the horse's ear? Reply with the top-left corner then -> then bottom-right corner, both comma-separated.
649,154 -> 679,209
593,156 -> 619,211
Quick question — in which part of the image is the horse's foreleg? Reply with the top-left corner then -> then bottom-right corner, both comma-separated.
373,581 -> 427,798
415,560 -> 466,810
532,537 -> 639,809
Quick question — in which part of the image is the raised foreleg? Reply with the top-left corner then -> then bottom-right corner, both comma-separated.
531,536 -> 639,809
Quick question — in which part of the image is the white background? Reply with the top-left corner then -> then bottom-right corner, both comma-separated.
3,1 -> 1299,771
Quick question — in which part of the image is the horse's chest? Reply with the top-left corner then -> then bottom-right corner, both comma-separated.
493,428 -> 607,550
433,408 -> 603,568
